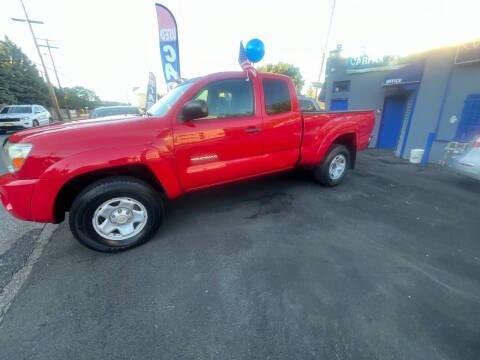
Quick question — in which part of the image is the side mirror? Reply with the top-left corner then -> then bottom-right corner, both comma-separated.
182,100 -> 208,121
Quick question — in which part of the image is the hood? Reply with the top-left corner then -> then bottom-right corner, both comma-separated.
6,114 -> 171,179
9,116 -> 145,143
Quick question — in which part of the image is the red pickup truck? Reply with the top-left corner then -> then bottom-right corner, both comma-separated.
0,72 -> 374,252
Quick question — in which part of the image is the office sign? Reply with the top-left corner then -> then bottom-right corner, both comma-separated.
155,4 -> 181,90
383,61 -> 424,87
455,40 -> 480,65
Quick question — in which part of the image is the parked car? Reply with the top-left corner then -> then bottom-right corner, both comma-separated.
446,137 -> 480,181
298,95 -> 321,112
0,105 -> 52,133
89,106 -> 142,120
0,71 -> 375,252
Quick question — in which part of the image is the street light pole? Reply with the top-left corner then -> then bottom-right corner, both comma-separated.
315,0 -> 336,100
15,0 -> 63,121
38,39 -> 71,120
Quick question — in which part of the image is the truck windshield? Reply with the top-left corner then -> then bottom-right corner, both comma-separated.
147,80 -> 196,117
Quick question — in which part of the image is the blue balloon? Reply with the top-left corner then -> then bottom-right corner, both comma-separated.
245,39 -> 265,63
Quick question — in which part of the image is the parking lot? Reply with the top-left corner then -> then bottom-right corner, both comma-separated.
0,149 -> 479,360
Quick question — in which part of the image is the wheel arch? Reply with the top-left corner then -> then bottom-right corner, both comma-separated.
331,133 -> 357,169
313,131 -> 357,169
54,164 -> 168,222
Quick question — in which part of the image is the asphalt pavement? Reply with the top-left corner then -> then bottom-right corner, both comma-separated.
0,134 -> 44,298
0,150 -> 479,360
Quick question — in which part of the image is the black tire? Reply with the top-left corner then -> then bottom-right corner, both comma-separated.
314,144 -> 351,186
49,117 -> 53,124
33,120 -> 39,127
69,176 -> 164,252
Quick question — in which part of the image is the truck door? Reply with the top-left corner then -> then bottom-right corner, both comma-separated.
260,75 -> 302,172
172,77 -> 264,190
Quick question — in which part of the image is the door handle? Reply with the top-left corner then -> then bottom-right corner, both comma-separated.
245,126 -> 261,134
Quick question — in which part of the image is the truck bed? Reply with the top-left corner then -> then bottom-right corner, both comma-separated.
299,110 -> 376,166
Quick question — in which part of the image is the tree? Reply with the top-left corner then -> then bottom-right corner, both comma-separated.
257,62 -> 305,93
305,85 -> 317,98
0,37 -> 102,111
61,86 -> 101,110
0,37 -> 49,105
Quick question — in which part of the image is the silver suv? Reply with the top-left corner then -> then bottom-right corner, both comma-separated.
0,105 -> 52,133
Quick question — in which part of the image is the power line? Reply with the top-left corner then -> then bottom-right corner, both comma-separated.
37,38 -> 71,119
11,0 -> 63,121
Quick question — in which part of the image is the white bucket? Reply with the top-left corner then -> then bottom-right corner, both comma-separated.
410,149 -> 424,164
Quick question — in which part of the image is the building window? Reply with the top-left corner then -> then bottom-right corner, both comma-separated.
332,80 -> 350,93
456,94 -> 480,141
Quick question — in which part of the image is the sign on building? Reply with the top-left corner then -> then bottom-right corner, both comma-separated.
346,55 -> 406,74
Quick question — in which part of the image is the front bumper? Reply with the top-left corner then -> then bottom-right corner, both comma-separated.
0,174 -> 38,221
452,161 -> 480,181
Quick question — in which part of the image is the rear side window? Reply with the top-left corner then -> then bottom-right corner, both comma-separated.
263,79 -> 292,115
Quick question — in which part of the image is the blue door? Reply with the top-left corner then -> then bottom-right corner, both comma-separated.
377,95 -> 407,149
330,99 -> 348,111
456,94 -> 480,142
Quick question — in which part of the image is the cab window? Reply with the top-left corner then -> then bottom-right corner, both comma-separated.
300,99 -> 316,112
192,79 -> 254,119
263,79 -> 292,115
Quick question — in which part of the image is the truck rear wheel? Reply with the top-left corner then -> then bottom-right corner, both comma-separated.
314,144 -> 350,186
69,177 -> 164,252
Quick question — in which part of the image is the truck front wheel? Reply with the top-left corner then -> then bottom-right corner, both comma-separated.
314,145 -> 350,186
69,177 -> 164,252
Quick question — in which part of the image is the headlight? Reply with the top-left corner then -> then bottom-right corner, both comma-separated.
22,117 -> 30,121
3,142 -> 33,173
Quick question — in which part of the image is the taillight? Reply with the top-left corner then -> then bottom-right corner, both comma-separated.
473,138 -> 480,148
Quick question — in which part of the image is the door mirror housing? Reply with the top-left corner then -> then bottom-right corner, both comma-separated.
182,100 -> 208,121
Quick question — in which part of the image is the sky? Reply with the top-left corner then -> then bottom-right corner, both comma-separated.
1,0 -> 479,102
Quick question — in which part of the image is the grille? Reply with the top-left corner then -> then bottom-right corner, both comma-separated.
0,118 -> 20,123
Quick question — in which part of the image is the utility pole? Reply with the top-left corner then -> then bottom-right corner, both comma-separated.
12,0 -> 63,121
315,0 -> 336,100
38,38 -> 71,120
